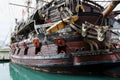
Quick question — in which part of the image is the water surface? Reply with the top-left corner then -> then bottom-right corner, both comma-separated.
0,52 -> 120,80
0,52 -> 9,56
0,63 -> 11,80
0,62 -> 120,80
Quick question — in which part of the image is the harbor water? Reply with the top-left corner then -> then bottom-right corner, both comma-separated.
0,52 -> 120,80
0,52 -> 9,56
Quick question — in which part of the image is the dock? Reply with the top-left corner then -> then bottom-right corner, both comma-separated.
0,54 -> 10,61
0,48 -> 10,53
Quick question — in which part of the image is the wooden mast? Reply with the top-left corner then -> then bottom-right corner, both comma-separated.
102,1 -> 120,17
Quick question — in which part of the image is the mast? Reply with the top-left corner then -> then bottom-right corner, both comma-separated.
102,1 -> 120,17
26,0 -> 31,19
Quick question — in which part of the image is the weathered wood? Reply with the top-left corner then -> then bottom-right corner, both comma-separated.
102,1 -> 120,17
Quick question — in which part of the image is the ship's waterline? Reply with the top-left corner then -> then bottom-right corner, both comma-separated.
0,62 -> 120,80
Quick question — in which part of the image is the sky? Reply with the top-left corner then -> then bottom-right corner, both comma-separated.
0,0 -> 25,45
0,0 -> 120,46
0,0 -> 35,45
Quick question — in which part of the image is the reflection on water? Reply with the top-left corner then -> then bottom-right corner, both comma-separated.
0,63 -> 11,80
9,63 -> 120,80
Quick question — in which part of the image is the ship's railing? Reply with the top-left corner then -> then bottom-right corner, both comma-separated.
34,22 -> 55,34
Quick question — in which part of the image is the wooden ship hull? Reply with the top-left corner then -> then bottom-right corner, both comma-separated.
11,51 -> 120,73
10,0 -> 120,77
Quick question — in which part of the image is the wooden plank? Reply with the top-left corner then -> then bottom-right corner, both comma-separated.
46,15 -> 78,34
